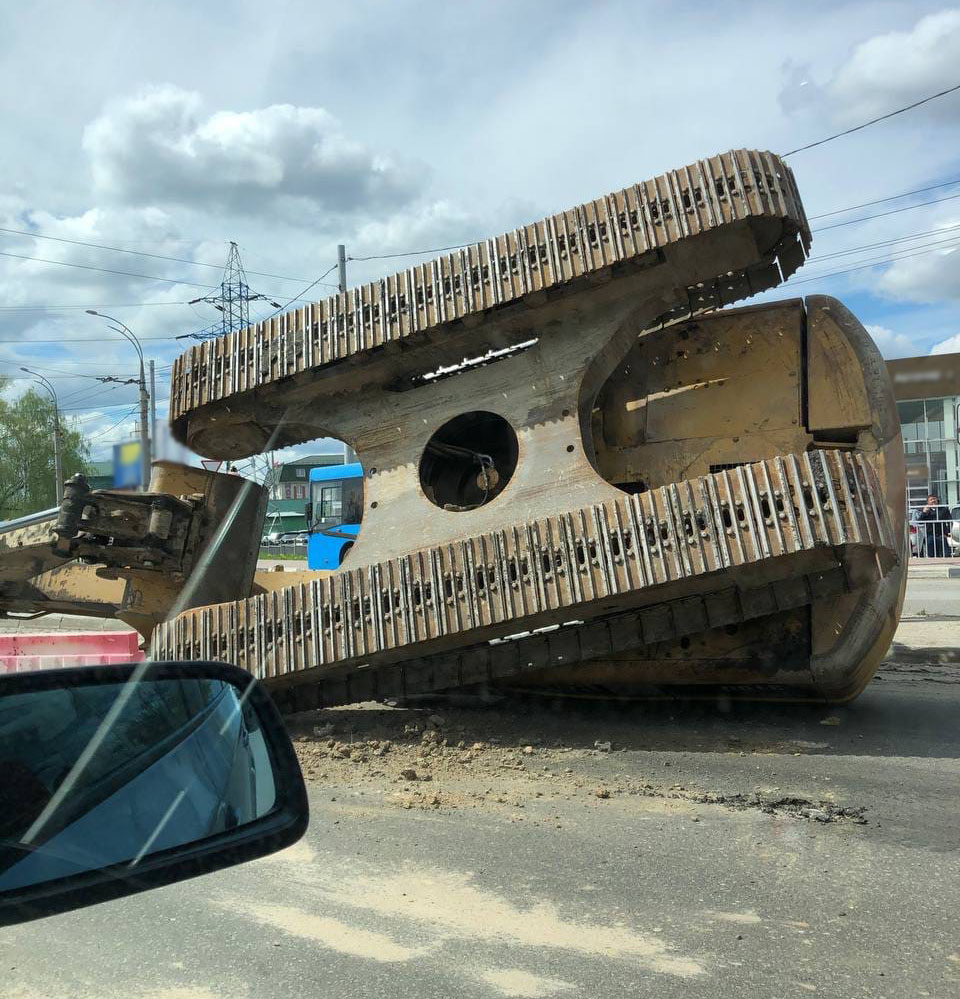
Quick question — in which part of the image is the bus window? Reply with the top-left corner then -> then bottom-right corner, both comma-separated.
310,482 -> 342,527
319,484 -> 342,520
343,479 -> 363,524
307,472 -> 364,571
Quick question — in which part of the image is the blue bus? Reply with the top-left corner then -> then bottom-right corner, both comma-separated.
305,463 -> 363,570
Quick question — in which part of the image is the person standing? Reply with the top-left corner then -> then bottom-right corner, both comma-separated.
917,494 -> 951,558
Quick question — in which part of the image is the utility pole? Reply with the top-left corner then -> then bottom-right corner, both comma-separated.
184,242 -> 282,341
149,359 -> 157,449
336,247 -> 353,464
85,311 -> 151,489
21,368 -> 63,504
337,244 -> 347,293
138,363 -> 150,489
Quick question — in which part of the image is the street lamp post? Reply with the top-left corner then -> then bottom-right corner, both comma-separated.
21,367 -> 64,504
86,311 -> 151,490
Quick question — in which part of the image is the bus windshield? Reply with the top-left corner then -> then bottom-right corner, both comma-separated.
306,464 -> 364,570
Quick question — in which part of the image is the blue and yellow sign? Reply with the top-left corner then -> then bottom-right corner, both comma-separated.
113,442 -> 142,489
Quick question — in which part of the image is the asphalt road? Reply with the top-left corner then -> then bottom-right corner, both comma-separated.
6,657 -> 960,999
901,574 -> 960,617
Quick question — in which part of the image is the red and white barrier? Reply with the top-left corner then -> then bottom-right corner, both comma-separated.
0,631 -> 144,673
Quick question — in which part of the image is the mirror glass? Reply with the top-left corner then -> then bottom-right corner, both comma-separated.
0,675 -> 277,891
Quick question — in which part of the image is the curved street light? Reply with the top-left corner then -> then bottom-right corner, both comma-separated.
21,367 -> 64,504
85,310 -> 151,489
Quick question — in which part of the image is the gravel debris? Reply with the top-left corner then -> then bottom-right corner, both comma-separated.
286,700 -> 868,823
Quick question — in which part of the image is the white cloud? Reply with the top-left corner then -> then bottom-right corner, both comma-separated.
827,10 -> 960,122
874,244 -> 960,302
0,0 -> 957,465
0,203 -> 192,303
865,323 -> 917,357
929,333 -> 960,355
82,86 -> 423,220
349,199 -> 479,257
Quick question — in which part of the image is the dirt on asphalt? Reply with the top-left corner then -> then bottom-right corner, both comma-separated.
284,682 -> 898,822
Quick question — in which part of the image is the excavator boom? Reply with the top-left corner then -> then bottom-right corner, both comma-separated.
0,463 -> 267,638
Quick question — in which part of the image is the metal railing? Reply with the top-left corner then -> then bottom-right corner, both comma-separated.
259,544 -> 307,559
909,507 -> 959,559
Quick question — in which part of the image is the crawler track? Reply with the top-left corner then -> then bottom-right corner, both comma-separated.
156,148 -> 906,705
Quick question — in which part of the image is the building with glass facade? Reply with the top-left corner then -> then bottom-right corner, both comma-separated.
886,352 -> 960,515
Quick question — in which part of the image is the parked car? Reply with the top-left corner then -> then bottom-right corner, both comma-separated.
277,531 -> 308,545
948,506 -> 960,556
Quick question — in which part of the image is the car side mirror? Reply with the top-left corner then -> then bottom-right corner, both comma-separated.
304,502 -> 313,529
0,661 -> 307,926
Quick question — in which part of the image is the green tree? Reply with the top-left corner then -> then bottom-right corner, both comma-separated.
0,376 -> 90,519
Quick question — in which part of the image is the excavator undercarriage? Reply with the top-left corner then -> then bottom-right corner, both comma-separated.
1,148 -> 906,706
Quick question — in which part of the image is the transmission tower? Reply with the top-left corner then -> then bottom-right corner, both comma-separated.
186,242 -> 281,341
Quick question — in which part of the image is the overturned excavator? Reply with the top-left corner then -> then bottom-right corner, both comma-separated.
2,149 -> 906,705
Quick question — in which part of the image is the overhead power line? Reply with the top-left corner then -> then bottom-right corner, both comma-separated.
2,358 -> 173,374
346,175 -> 960,269
0,301 -> 190,312
808,178 -> 960,220
59,383 -> 124,408
786,238 -> 960,286
0,249 -> 334,302
338,181 -> 960,268
0,359 -> 111,380
801,233 -> 960,278
72,405 -> 138,425
0,335 -> 177,344
0,249 -> 216,289
83,407 -> 140,441
348,242 -> 475,263
810,223 -> 960,261
811,192 -> 960,232
267,262 -> 341,315
180,261 -> 341,340
783,81 -> 960,157
0,176 -> 953,329
0,226 -> 311,283
63,394 -> 134,414
64,394 -> 170,415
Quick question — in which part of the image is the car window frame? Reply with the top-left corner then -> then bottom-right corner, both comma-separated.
0,661 -> 308,927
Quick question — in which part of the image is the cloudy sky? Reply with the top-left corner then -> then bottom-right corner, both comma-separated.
1,0 -> 959,465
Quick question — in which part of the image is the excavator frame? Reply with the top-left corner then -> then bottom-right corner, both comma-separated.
1,148 -> 906,706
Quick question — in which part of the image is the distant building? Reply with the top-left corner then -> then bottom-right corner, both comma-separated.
267,453 -> 345,501
84,460 -> 113,491
886,352 -> 960,513
263,452 -> 346,536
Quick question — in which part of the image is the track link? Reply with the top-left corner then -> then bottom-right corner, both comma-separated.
169,149 -> 808,456
154,451 -> 897,699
